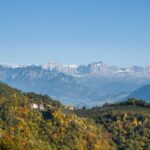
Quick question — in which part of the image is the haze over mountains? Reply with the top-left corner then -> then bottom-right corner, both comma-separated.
1,61 -> 150,107
128,84 -> 150,101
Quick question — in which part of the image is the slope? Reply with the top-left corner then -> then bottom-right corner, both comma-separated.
0,83 -> 112,150
128,84 -> 150,101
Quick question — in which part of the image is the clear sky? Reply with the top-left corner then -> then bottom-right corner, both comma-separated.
0,0 -> 150,66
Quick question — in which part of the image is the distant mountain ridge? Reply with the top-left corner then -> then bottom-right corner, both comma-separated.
2,61 -> 150,77
128,84 -> 150,101
1,61 -> 150,106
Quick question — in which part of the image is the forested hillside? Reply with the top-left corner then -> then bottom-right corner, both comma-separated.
75,99 -> 150,150
0,83 -> 150,150
0,83 -> 113,150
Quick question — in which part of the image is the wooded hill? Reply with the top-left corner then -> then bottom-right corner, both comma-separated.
0,83 -> 113,150
75,98 -> 150,150
0,83 -> 150,150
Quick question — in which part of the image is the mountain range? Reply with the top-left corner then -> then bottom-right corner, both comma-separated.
1,61 -> 150,107
128,84 -> 150,101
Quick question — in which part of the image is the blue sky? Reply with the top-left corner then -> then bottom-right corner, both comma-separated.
0,0 -> 150,66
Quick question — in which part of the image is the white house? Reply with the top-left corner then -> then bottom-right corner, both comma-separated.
39,104 -> 45,111
30,103 -> 39,109
30,103 -> 45,111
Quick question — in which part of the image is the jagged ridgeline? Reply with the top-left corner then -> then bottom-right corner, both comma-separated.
0,83 -> 113,150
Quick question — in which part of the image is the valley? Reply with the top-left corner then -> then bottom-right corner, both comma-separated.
0,83 -> 149,150
1,62 -> 150,107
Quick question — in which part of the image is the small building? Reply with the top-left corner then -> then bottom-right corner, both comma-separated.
30,103 -> 39,109
64,105 -> 74,110
68,107 -> 74,110
39,104 -> 45,111
30,103 -> 45,111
